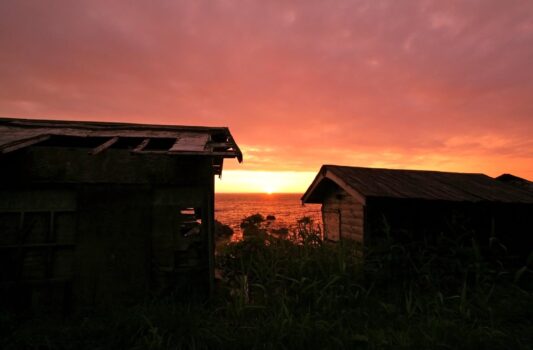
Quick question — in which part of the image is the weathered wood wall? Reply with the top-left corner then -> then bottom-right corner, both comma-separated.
0,189 -> 77,314
364,198 -> 490,245
322,187 -> 365,243
0,146 -> 211,185
320,186 -> 533,257
364,198 -> 533,255
0,146 -> 216,314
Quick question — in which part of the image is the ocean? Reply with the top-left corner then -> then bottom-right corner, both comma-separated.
215,193 -> 322,240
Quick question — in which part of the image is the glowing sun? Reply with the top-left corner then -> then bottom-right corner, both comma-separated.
264,186 -> 275,195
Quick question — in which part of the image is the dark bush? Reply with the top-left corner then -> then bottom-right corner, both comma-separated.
3,215 -> 532,350
215,220 -> 233,238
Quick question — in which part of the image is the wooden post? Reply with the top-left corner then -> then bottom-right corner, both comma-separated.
206,158 -> 216,294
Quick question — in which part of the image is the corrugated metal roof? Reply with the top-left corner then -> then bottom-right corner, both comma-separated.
0,117 -> 243,163
302,165 -> 533,204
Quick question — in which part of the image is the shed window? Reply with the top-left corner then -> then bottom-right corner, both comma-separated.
0,212 -> 20,245
179,207 -> 202,237
0,211 -> 76,283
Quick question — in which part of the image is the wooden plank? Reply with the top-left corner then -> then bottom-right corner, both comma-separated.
226,131 -> 243,163
341,222 -> 364,231
347,234 -> 364,243
0,243 -> 76,250
340,212 -> 363,221
213,161 -> 223,176
176,151 -> 237,157
342,217 -> 364,226
341,217 -> 363,226
0,277 -> 72,287
131,150 -> 238,157
207,173 -> 215,294
1,134 -> 50,154
87,130 -> 180,138
343,224 -> 364,235
169,133 -> 209,152
207,142 -> 232,149
89,136 -> 119,155
0,190 -> 77,211
349,208 -> 365,218
341,206 -> 363,214
341,224 -> 364,233
133,138 -> 150,152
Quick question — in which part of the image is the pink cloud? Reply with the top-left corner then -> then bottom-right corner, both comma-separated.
1,0 -> 532,178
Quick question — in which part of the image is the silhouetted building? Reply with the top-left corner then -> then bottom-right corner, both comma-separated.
302,165 -> 533,252
0,118 -> 242,314
496,173 -> 533,192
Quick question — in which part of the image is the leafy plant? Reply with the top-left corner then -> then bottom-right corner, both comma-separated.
3,214 -> 532,350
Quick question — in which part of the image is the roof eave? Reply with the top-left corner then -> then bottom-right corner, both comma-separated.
302,166 -> 367,205
224,127 -> 243,163
301,167 -> 326,204
0,117 -> 230,133
0,118 -> 244,162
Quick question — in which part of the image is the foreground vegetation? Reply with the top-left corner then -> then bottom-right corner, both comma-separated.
1,216 -> 532,349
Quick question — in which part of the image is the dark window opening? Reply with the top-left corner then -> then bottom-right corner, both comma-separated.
143,138 -> 176,151
39,136 -> 110,149
23,212 -> 51,244
180,208 -> 195,216
113,137 -> 147,150
179,207 -> 202,237
0,211 -> 76,283
210,132 -> 228,143
0,212 -> 20,245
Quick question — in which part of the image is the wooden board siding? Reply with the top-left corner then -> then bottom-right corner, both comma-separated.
0,184 -> 215,313
0,189 -> 77,314
322,187 -> 365,243
364,197 -> 533,254
151,187 -> 210,294
0,147 -> 212,186
305,165 -> 533,255
75,185 -> 152,309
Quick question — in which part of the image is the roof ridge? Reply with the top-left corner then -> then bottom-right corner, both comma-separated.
0,117 -> 229,131
323,164 -> 486,176
303,164 -> 533,204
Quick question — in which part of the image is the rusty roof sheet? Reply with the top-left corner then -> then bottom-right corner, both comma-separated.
302,165 -> 533,204
0,117 -> 242,163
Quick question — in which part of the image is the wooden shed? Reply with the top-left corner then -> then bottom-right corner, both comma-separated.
0,117 -> 242,314
302,165 -> 533,252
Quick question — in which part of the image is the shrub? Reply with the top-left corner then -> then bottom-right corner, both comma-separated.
240,213 -> 267,237
215,220 -> 234,238
3,215 -> 532,350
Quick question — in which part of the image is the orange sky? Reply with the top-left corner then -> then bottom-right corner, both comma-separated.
1,1 -> 532,193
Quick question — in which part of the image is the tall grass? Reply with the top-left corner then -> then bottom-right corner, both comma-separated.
2,216 -> 532,350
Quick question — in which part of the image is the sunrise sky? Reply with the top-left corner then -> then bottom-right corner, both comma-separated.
1,1 -> 532,193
